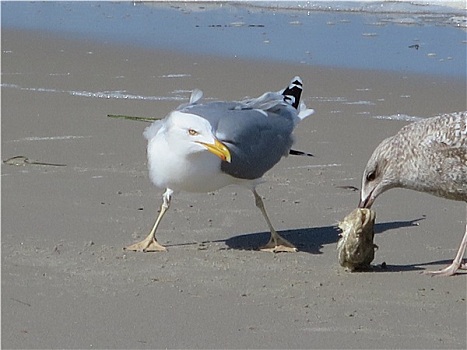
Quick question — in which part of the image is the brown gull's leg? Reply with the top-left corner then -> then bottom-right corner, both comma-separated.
424,204 -> 467,276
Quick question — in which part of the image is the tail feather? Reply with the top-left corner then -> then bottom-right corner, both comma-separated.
297,101 -> 314,120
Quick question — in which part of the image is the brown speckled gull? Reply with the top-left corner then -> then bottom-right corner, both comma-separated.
359,112 -> 467,276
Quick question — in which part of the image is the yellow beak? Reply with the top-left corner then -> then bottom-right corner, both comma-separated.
197,139 -> 232,163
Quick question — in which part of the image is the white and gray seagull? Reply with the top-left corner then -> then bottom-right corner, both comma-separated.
125,77 -> 314,253
359,112 -> 467,276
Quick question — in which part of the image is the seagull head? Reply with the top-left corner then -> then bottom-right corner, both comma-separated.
166,111 -> 231,163
359,137 -> 399,208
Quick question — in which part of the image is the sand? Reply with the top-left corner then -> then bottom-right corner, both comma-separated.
2,28 -> 466,349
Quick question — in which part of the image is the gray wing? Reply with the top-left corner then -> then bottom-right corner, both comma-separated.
415,112 -> 467,200
424,112 -> 467,201
181,101 -> 297,179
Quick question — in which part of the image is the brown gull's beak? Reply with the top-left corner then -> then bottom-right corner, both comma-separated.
358,192 -> 375,209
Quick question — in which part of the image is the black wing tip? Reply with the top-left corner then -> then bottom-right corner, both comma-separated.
282,76 -> 303,109
289,149 -> 313,157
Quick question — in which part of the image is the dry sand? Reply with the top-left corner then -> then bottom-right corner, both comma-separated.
2,29 -> 466,349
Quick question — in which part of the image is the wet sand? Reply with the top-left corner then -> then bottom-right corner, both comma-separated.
2,29 -> 466,349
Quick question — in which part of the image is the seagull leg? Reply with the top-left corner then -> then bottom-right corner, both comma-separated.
424,204 -> 467,276
124,189 -> 173,252
252,189 -> 298,253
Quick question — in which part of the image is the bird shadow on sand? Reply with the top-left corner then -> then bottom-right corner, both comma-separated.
223,217 -> 425,255
224,225 -> 335,254
370,259 -> 466,274
374,216 -> 425,235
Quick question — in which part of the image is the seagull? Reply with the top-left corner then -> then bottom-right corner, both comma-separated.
125,77 -> 314,253
359,112 -> 467,276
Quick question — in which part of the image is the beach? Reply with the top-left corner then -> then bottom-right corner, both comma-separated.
2,2 -> 467,349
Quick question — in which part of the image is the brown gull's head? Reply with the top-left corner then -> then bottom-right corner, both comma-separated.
359,136 -> 402,208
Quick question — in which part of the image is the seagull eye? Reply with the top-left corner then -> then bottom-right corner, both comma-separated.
366,171 -> 376,182
188,129 -> 198,136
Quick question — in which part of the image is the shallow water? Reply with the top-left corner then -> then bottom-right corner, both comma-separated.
2,1 -> 466,77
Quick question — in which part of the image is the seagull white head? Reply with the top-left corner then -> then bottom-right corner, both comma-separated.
165,111 -> 231,163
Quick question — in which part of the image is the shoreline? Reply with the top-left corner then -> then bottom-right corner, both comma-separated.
2,1 -> 466,77
2,28 -> 465,111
